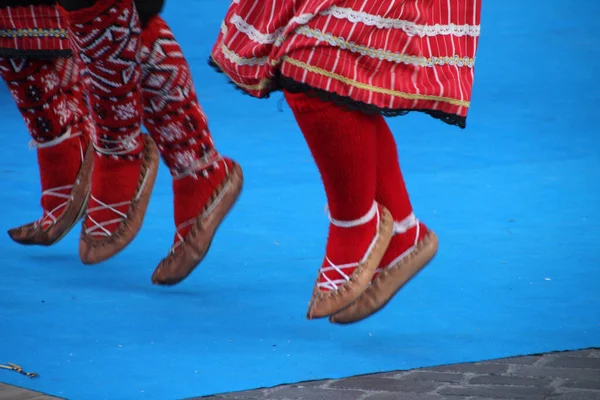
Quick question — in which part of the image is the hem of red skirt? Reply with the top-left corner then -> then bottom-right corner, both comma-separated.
208,56 -> 467,129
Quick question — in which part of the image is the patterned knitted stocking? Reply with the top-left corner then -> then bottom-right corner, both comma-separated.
61,0 -> 145,237
140,15 -> 232,243
0,56 -> 85,227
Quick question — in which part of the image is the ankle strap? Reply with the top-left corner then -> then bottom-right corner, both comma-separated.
94,131 -> 141,156
172,150 -> 223,180
29,127 -> 81,149
393,213 -> 418,234
329,202 -> 378,228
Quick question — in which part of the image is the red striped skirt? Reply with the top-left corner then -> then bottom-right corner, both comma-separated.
210,0 -> 482,128
0,4 -> 70,58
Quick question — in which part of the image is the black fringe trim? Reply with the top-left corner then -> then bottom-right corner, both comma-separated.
208,56 -> 466,129
0,48 -> 71,59
0,0 -> 57,6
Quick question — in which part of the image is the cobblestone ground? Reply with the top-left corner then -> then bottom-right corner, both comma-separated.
196,348 -> 600,400
1,349 -> 599,400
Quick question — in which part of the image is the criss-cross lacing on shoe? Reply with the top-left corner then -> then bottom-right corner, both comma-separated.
38,184 -> 78,230
167,157 -> 230,255
329,214 -> 438,325
317,203 -> 381,291
8,128 -> 93,246
372,213 -> 421,278
78,134 -> 159,265
306,201 -> 393,319
151,157 -> 243,286
84,198 -> 134,237
82,143 -> 154,239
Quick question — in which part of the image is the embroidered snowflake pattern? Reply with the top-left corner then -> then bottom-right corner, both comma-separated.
54,99 -> 71,127
172,149 -> 200,172
113,101 -> 139,121
41,72 -> 60,92
157,120 -> 187,143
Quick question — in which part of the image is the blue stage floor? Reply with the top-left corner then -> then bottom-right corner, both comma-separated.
1,1 -> 599,399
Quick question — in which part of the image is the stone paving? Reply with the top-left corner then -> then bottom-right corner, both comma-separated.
196,348 -> 600,400
1,348 -> 599,400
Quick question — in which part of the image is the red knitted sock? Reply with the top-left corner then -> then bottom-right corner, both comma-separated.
140,15 -> 231,242
285,91 -> 378,291
0,57 -> 84,226
0,57 -> 73,143
374,116 -> 428,276
171,157 -> 233,241
55,56 -> 93,149
61,0 -> 144,236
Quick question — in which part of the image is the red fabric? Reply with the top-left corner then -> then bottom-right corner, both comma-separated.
55,56 -> 92,149
373,116 -> 428,270
61,0 -> 143,151
0,5 -> 70,53
140,15 -> 214,176
89,153 -> 144,231
36,138 -> 86,226
140,15 -> 232,240
0,57 -> 73,143
211,0 -> 481,123
374,116 -> 413,222
0,56 -> 83,222
55,57 -> 91,132
172,158 -> 233,240
285,90 -> 378,290
61,0 -> 144,234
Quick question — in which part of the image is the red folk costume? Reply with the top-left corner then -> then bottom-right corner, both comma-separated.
211,0 -> 482,323
1,0 -> 243,285
0,1 -> 93,246
0,1 -> 70,57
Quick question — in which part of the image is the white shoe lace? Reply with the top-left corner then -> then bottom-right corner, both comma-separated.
29,128 -> 84,230
374,213 -> 421,275
168,158 -> 231,255
38,184 -> 76,229
82,133 -> 148,237
317,202 -> 380,291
